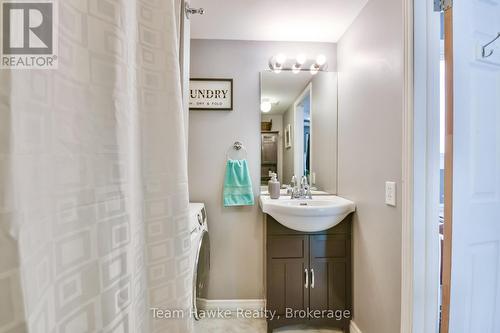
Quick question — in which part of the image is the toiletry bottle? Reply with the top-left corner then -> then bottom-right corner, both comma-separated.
268,173 -> 280,199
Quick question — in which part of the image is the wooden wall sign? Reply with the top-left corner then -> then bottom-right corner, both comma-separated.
189,78 -> 233,110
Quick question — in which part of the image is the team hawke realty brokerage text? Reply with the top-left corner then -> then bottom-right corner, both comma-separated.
150,307 -> 351,321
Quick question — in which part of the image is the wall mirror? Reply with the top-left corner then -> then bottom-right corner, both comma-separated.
260,70 -> 338,194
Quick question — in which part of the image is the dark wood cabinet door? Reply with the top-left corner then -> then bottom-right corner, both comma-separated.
309,234 -> 351,313
267,235 -> 309,315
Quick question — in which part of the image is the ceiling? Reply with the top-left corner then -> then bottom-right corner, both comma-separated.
261,71 -> 313,114
189,0 -> 369,43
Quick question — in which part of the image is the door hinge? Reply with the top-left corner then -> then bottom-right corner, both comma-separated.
434,0 -> 452,12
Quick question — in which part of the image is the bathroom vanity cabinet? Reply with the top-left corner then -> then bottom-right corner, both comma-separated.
265,215 -> 352,333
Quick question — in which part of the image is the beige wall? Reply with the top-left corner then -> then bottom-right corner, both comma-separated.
337,0 -> 403,332
189,39 -> 337,299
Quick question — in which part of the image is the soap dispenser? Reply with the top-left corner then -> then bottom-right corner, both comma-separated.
268,173 -> 280,199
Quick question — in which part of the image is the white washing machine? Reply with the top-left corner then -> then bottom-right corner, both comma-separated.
188,203 -> 210,320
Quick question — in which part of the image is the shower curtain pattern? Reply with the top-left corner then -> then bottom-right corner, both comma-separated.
0,0 -> 191,332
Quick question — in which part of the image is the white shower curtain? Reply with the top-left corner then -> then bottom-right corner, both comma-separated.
0,0 -> 192,332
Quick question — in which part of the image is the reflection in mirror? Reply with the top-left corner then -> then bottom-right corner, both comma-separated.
260,71 -> 338,194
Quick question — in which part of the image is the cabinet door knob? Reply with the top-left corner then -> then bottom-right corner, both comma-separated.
304,268 -> 309,288
311,268 -> 315,288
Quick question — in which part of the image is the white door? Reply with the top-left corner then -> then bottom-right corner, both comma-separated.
449,0 -> 500,332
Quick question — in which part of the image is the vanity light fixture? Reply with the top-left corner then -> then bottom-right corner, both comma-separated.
292,54 -> 306,74
296,54 -> 306,65
269,54 -> 327,74
292,64 -> 301,74
310,64 -> 319,75
260,101 -> 272,113
316,54 -> 327,66
276,54 -> 287,65
271,54 -> 287,73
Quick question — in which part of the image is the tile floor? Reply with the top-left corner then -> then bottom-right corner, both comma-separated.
194,317 -> 343,332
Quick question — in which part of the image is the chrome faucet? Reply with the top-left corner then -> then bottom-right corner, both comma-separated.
289,175 -> 312,199
287,176 -> 297,196
300,175 -> 313,199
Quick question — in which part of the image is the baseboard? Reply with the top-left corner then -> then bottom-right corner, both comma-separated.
197,299 -> 266,311
350,321 -> 362,333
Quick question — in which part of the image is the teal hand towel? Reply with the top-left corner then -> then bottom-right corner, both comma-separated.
223,159 -> 255,207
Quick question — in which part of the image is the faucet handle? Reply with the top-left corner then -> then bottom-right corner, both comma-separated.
305,186 -> 312,199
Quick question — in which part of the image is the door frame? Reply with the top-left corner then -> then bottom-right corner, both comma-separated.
400,0 -> 415,329
402,0 -> 444,332
439,7 -> 453,333
292,83 -> 312,179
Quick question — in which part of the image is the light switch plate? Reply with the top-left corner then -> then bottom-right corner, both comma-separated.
385,181 -> 396,206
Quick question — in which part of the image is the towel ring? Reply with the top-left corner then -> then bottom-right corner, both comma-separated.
226,141 -> 248,160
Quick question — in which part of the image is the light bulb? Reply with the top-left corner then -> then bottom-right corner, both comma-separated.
292,64 -> 301,74
310,64 -> 319,75
316,54 -> 326,66
296,54 -> 306,65
273,67 -> 282,74
260,101 -> 272,113
276,53 -> 287,65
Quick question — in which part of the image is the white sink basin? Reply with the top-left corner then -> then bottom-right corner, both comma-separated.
259,195 -> 355,232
